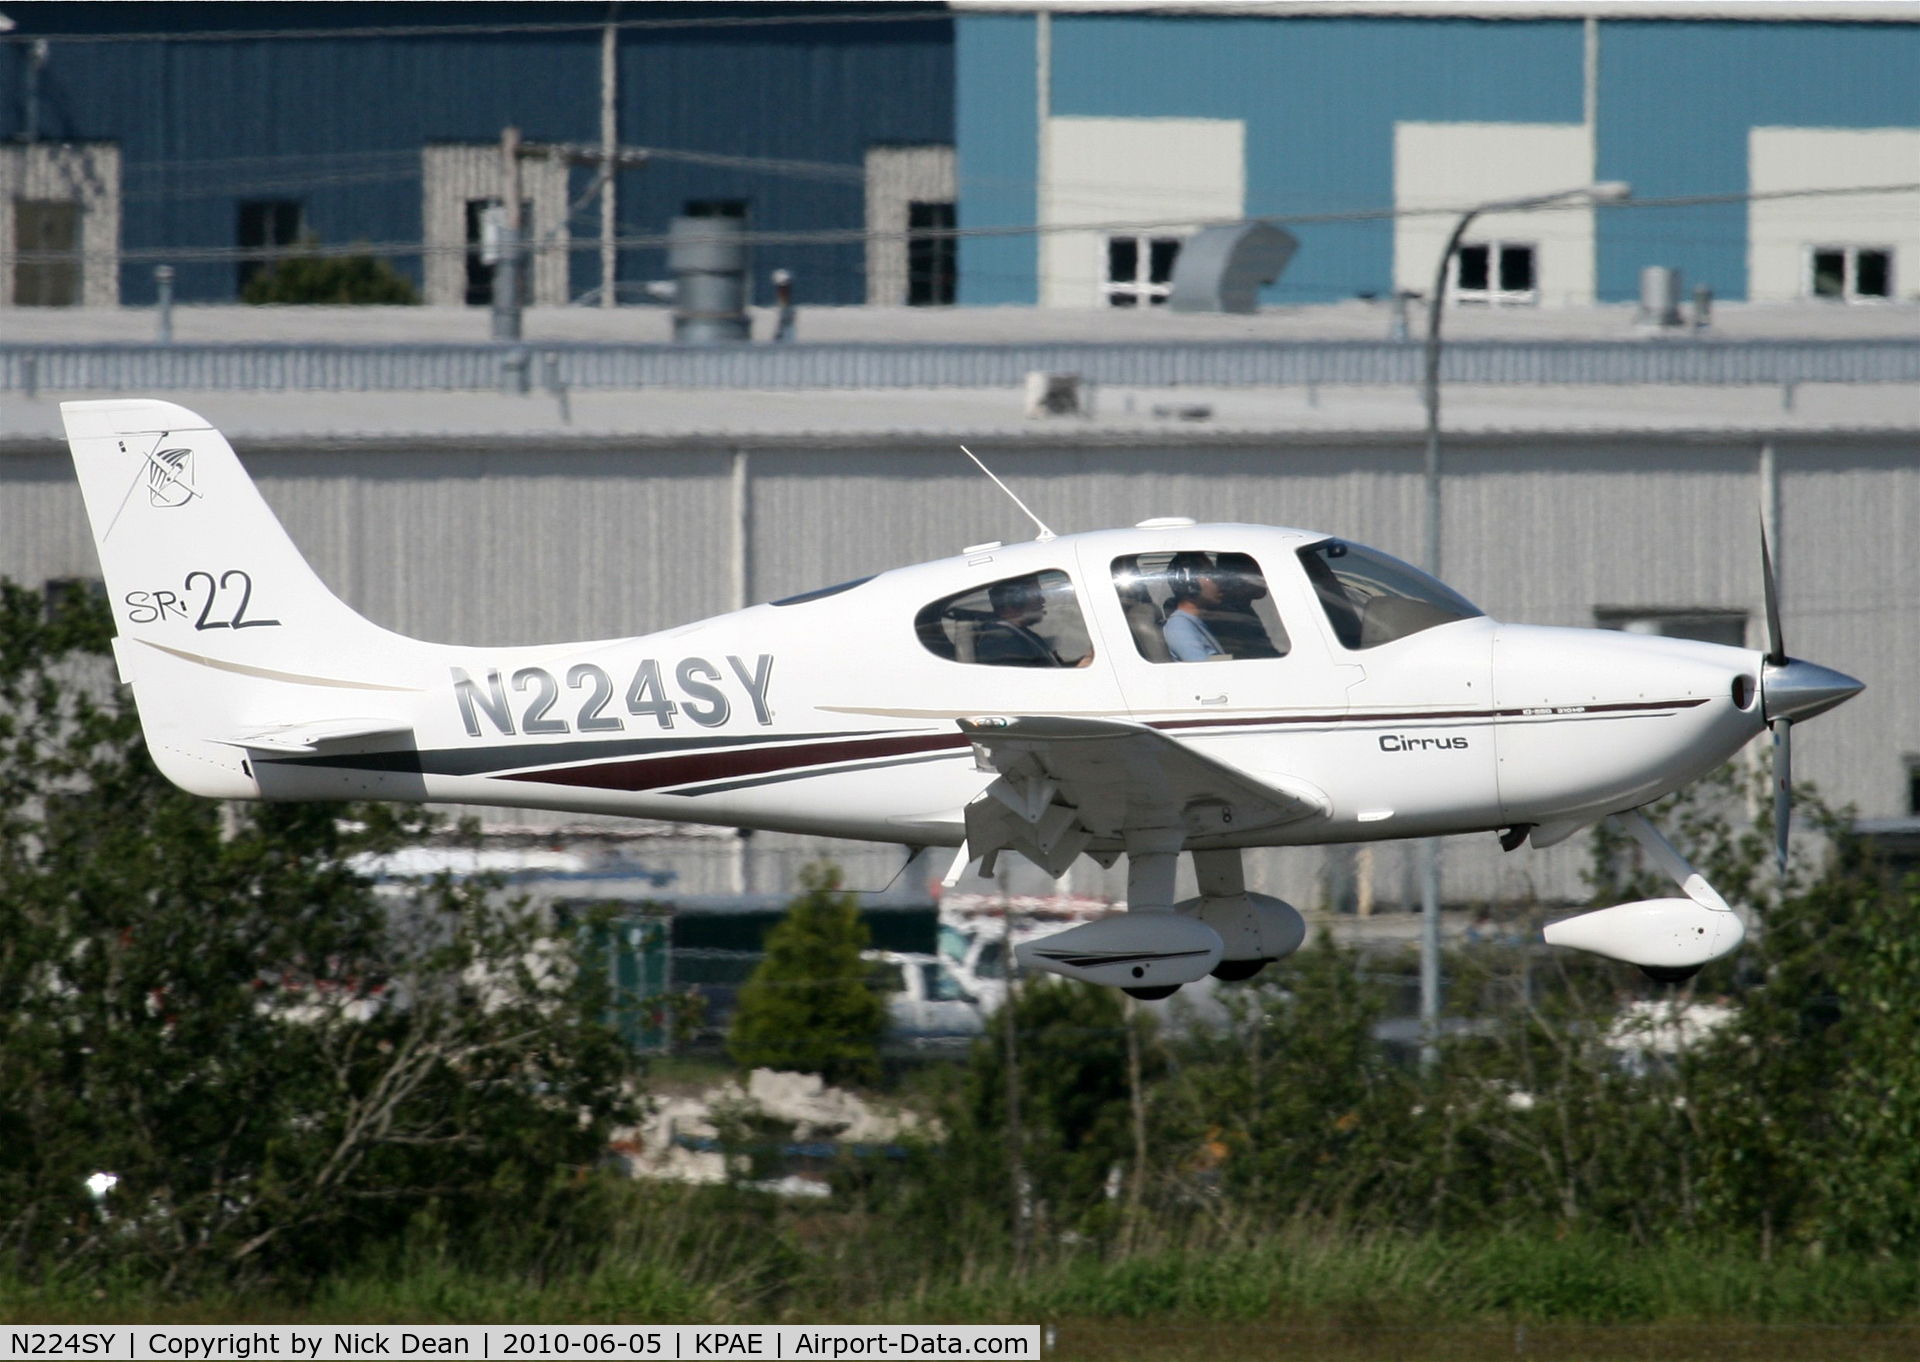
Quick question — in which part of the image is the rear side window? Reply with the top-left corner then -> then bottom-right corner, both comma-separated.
1111,551 -> 1290,663
915,569 -> 1093,668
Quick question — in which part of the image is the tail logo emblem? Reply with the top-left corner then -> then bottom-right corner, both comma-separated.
148,446 -> 195,508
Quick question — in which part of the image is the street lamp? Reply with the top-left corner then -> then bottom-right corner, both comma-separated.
1415,180 -> 1630,1072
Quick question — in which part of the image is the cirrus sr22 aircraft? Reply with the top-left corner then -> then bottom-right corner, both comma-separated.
64,400 -> 1863,996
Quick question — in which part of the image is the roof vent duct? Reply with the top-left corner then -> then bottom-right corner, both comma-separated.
669,216 -> 750,344
1169,221 -> 1298,314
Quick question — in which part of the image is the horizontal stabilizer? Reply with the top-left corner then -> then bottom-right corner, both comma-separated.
221,719 -> 413,754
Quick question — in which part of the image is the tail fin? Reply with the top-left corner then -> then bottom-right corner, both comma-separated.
63,399 -> 431,796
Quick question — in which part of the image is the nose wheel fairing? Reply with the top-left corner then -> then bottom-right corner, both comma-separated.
1542,808 -> 1746,973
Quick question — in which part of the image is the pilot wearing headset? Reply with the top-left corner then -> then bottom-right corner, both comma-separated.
1161,553 -> 1229,661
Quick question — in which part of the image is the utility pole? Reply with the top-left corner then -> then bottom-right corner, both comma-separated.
1418,180 -> 1630,1072
600,17 -> 618,308
493,125 -> 524,341
1000,880 -> 1028,1265
1124,994 -> 1146,1250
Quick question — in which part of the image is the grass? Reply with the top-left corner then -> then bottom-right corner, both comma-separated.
6,1213 -> 1916,1339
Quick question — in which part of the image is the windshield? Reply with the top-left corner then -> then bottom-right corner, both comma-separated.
1297,539 -> 1483,650
922,962 -> 973,1003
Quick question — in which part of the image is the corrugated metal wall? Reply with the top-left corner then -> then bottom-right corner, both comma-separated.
5,428 -> 1913,908
0,2 -> 952,305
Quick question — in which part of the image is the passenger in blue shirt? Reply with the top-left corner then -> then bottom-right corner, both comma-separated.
1161,553 -> 1228,661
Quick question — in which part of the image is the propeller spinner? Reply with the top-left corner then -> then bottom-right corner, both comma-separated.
1759,523 -> 1865,872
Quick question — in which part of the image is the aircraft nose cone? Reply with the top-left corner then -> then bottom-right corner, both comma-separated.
1762,657 -> 1865,724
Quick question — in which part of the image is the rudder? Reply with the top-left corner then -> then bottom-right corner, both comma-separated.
62,399 -> 430,798
63,399 -> 401,665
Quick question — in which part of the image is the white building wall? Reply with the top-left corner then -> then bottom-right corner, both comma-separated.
0,142 -> 121,308
1393,122 -> 1597,306
1748,127 -> 1920,303
1038,116 -> 1244,309
421,145 -> 571,307
864,145 -> 957,305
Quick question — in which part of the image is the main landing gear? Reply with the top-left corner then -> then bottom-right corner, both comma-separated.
1020,837 -> 1308,998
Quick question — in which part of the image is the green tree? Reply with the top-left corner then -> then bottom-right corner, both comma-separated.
243,240 -> 418,305
727,865 -> 884,1086
1170,935 -> 1409,1223
903,977 -> 1155,1252
0,582 -> 634,1291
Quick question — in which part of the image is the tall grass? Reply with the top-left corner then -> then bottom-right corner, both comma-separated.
10,1186 -> 1913,1327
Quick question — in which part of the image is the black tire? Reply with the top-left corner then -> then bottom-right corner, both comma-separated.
1640,963 -> 1702,985
1210,958 -> 1269,982
1122,984 -> 1181,1001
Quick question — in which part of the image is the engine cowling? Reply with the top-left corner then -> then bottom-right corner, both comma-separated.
1542,897 -> 1745,971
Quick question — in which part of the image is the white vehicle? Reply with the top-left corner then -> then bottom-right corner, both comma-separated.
864,950 -> 985,1044
62,401 -> 1862,997
937,922 -> 1010,1014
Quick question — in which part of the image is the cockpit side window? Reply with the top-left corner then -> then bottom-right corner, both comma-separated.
1111,551 -> 1291,663
914,569 -> 1094,668
1297,539 -> 1483,650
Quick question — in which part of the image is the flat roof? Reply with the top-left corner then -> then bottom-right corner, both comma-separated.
5,380 -> 1915,446
7,299 -> 1917,347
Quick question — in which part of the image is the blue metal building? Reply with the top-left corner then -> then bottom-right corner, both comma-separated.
5,2 -> 1916,312
0,2 -> 954,305
955,2 -> 1920,307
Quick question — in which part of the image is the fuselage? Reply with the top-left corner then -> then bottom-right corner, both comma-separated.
183,522 -> 1763,851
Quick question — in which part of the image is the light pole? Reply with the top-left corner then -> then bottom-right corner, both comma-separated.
1416,180 -> 1630,1072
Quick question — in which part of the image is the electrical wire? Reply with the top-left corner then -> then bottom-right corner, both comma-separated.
0,7 -> 952,46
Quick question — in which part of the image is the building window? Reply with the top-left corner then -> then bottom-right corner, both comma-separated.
1809,246 -> 1893,301
12,198 -> 80,306
1105,235 -> 1181,307
684,199 -> 748,220
1454,241 -> 1537,306
237,199 -> 303,293
42,576 -> 104,619
1906,756 -> 1920,817
906,200 -> 955,306
1594,607 -> 1748,649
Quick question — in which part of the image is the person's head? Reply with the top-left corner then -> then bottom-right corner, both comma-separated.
1214,552 -> 1268,605
1167,552 -> 1223,606
989,576 -> 1045,624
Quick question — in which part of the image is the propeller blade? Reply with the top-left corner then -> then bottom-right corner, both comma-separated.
1761,517 -> 1787,667
1771,717 -> 1792,875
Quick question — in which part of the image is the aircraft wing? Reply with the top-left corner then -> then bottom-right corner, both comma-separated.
957,715 -> 1327,875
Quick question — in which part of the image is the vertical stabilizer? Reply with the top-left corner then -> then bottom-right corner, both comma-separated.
61,399 -> 430,797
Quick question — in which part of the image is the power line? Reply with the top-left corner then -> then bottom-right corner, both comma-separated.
43,180 -> 1914,268
0,7 -> 952,47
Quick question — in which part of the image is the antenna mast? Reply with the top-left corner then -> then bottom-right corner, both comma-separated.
960,445 -> 1055,543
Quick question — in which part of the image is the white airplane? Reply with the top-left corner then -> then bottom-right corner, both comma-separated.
63,399 -> 1863,996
